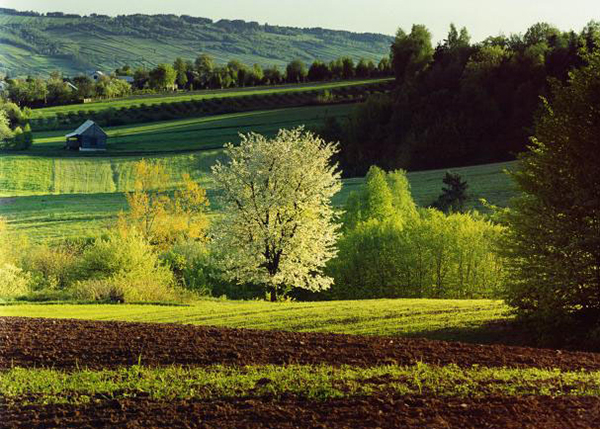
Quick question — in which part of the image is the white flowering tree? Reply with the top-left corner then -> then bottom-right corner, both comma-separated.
211,127 -> 342,301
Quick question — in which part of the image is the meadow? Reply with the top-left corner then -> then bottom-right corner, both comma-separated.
0,298 -> 509,342
1,96 -> 517,242
0,159 -> 516,242
31,104 -> 357,154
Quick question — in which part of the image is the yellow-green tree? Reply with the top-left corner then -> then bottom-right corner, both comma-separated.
122,160 -> 209,249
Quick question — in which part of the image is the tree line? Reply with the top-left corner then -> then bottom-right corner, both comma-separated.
319,21 -> 600,175
4,54 -> 392,109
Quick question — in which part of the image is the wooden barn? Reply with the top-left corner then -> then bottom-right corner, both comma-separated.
65,120 -> 108,151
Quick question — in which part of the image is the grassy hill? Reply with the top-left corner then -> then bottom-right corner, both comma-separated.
0,9 -> 393,77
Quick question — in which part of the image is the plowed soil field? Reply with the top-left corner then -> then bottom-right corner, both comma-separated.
2,317 -> 600,428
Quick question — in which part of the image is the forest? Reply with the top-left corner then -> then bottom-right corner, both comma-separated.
322,22 -> 600,173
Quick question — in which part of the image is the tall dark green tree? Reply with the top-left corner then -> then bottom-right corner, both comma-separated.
173,57 -> 188,88
391,24 -> 434,82
501,51 -> 600,335
432,172 -> 469,213
286,59 -> 307,83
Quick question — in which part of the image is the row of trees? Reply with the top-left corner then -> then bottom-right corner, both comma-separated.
4,54 -> 391,108
326,167 -> 503,300
124,54 -> 392,92
6,72 -> 131,108
321,21 -> 600,175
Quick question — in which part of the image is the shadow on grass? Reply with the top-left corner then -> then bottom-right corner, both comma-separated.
405,319 -> 541,349
409,319 -> 600,353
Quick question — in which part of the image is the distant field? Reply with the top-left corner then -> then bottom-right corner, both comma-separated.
31,104 -> 356,154
31,79 -> 390,118
0,299 -> 510,342
0,160 -> 517,242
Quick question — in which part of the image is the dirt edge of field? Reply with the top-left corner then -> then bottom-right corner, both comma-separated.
3,317 -> 600,371
2,394 -> 599,429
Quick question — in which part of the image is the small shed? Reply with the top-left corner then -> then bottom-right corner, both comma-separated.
89,70 -> 105,81
65,120 -> 108,151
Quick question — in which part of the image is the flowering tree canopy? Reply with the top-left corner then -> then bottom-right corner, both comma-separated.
211,127 -> 342,301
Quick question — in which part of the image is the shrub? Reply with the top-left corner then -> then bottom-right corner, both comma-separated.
23,243 -> 79,290
71,232 -> 176,302
0,264 -> 31,299
161,241 -> 211,293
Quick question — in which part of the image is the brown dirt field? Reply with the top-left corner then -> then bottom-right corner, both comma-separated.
2,316 -> 600,371
2,394 -> 600,428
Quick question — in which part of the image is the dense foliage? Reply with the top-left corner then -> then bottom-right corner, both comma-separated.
323,22 -> 600,175
324,167 -> 504,300
0,99 -> 32,149
500,51 -> 600,339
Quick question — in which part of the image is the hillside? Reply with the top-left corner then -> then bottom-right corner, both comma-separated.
0,8 -> 393,77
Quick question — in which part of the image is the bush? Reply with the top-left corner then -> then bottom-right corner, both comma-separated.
161,241 -> 211,294
0,264 -> 32,299
23,243 -> 79,290
71,233 -> 176,302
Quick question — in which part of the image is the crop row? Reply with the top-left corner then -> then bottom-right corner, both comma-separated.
30,81 -> 392,132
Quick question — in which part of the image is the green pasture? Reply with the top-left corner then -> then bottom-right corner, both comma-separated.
31,79 -> 390,118
0,299 -> 509,341
30,104 -> 356,154
0,158 -> 516,242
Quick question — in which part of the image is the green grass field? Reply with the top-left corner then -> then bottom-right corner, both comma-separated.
31,79 -> 390,118
0,299 -> 509,342
1,95 -> 518,242
4,363 -> 598,406
0,160 -> 516,242
31,104 -> 357,154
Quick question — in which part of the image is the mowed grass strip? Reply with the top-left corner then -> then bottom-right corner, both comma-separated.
31,79 -> 391,118
2,363 -> 599,405
0,299 -> 509,341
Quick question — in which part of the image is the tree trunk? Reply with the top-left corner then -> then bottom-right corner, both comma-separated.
270,288 -> 277,302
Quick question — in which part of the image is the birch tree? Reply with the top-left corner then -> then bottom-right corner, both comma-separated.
211,127 -> 341,301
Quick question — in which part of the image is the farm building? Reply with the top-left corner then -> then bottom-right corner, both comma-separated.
65,120 -> 108,151
89,70 -> 105,81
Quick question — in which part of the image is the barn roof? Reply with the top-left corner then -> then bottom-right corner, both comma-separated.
65,120 -> 107,138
